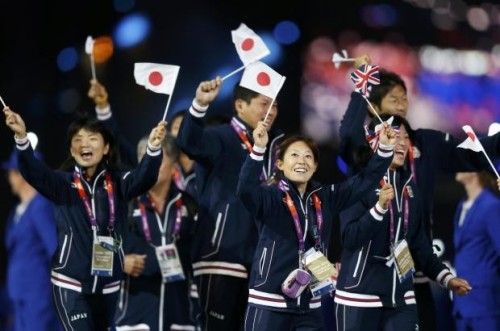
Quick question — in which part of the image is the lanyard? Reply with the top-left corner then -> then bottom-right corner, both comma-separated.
73,171 -> 115,231
172,165 -> 185,191
230,118 -> 253,153
137,195 -> 183,243
383,172 -> 409,242
280,182 -> 323,253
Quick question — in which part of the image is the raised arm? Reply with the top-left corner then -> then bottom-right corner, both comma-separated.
338,54 -> 372,175
176,76 -> 224,164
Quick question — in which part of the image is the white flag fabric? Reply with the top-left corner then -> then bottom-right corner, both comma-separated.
134,63 -> 180,95
231,23 -> 270,66
457,125 -> 484,152
240,61 -> 285,99
488,122 -> 500,136
85,36 -> 94,55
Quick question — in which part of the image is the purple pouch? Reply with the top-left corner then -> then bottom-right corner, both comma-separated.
281,269 -> 312,298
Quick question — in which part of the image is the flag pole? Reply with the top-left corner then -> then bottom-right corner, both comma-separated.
0,95 -> 7,108
221,64 -> 246,81
90,54 -> 97,81
481,150 -> 500,178
361,95 -> 384,124
162,82 -> 177,122
263,76 -> 286,124
162,94 -> 173,122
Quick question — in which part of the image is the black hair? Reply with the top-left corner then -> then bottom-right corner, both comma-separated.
367,69 -> 407,116
266,134 -> 319,185
59,114 -> 122,172
232,83 -> 261,109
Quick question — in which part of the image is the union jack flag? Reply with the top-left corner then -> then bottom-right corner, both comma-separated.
350,64 -> 380,97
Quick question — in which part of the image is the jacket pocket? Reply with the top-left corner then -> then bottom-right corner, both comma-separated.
344,241 -> 371,289
54,229 -> 73,269
254,240 -> 275,287
202,204 -> 229,258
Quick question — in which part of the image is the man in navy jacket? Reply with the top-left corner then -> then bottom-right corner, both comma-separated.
177,75 -> 284,330
338,55 -> 500,331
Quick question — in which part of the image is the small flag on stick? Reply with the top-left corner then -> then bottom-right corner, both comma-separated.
240,61 -> 285,123
457,125 -> 499,178
350,64 -> 383,123
134,62 -> 180,121
331,50 -> 355,69
222,23 -> 270,81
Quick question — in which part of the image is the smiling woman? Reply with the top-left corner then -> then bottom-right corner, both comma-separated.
235,120 -> 396,330
3,107 -> 166,330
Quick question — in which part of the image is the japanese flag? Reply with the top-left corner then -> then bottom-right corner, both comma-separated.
457,125 -> 484,152
134,63 -> 180,95
240,61 -> 285,99
231,23 -> 270,66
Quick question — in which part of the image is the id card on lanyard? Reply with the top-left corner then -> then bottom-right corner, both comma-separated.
155,244 -> 185,283
74,172 -> 117,277
92,236 -> 114,276
391,239 -> 415,282
138,195 -> 186,283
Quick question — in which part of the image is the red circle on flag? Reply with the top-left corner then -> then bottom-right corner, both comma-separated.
148,71 -> 163,86
241,38 -> 255,51
467,132 -> 476,141
256,72 -> 271,86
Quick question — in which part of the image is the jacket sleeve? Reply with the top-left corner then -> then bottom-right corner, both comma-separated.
328,145 -> 393,214
236,154 -> 266,220
96,107 -> 138,169
422,128 -> 500,174
176,106 -> 223,167
17,145 -> 71,203
339,91 -> 370,175
340,199 -> 387,249
122,146 -> 163,200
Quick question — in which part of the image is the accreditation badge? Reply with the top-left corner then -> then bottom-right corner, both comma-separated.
303,248 -> 338,297
155,243 -> 185,283
91,236 -> 114,277
391,239 -> 415,282
303,248 -> 338,282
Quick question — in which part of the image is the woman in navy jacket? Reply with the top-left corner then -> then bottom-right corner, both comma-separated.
237,120 -> 395,330
3,107 -> 166,331
335,115 -> 471,331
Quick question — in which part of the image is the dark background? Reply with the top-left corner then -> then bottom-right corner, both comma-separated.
0,3 -> 496,327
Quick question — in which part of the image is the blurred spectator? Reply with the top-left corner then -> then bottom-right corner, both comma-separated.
2,143 -> 62,331
452,170 -> 500,331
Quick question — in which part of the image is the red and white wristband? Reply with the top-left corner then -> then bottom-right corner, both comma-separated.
189,99 -> 209,118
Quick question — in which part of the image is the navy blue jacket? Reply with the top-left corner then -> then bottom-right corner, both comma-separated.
339,92 -> 500,263
177,107 -> 283,278
115,185 -> 198,329
335,168 -> 453,308
236,145 -> 392,313
16,142 -> 162,294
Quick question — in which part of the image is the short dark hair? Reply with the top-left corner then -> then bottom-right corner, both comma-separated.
60,114 -> 122,171
368,69 -> 407,110
233,84 -> 260,106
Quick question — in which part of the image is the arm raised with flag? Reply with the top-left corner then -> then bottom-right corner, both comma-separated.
193,76 -> 222,109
